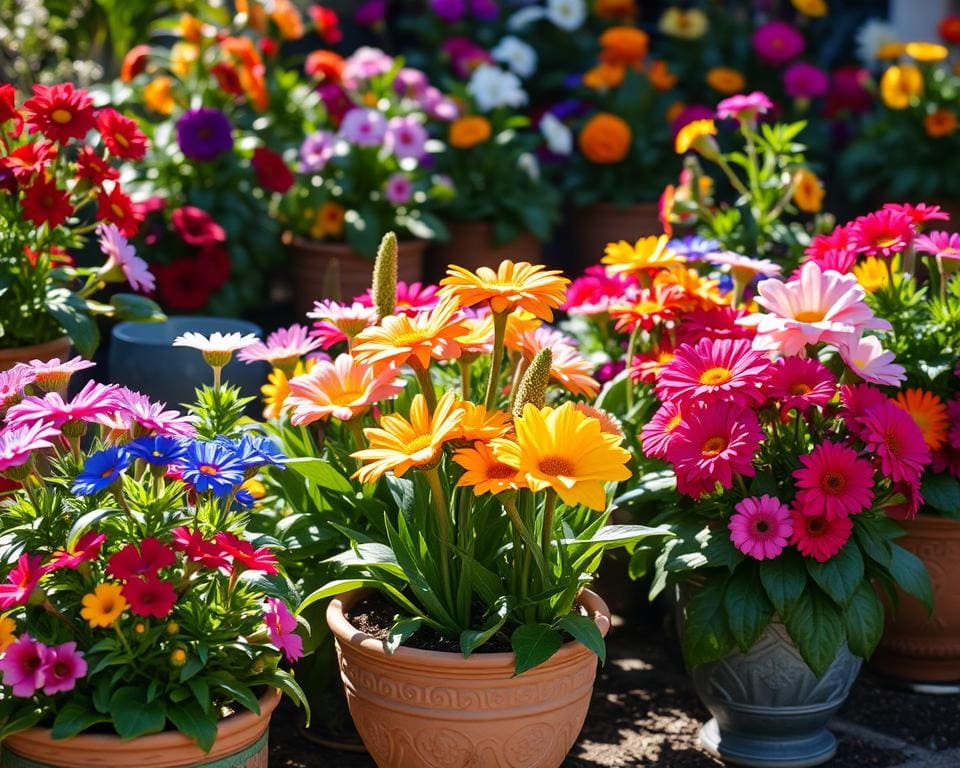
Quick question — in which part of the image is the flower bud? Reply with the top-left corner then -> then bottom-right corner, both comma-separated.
169,648 -> 187,667
512,349 -> 552,419
372,231 -> 398,320
134,622 -> 147,635
166,621 -> 180,635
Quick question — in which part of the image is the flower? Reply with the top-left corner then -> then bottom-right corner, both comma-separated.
339,108 -> 388,147
792,0 -> 828,16
385,173 -> 412,205
768,357 -> 836,413
838,334 -> 905,386
455,403 -> 512,441
6,381 -> 119,429
640,401 -> 684,460
467,64 -> 527,112
299,130 -> 336,172
450,116 -> 492,149
707,68 -> 746,95
21,176 -> 72,228
860,401 -> 931,483
0,555 -> 44,610
385,115 -> 428,160
109,388 -> 197,437
96,108 -> 148,160
46,531 -> 107,572
804,224 -> 858,273
286,354 -> 403,424
309,300 -> 378,348
793,441 -> 875,520
916,231 -> 960,263
72,446 -> 132,495
75,146 -> 117,187
172,331 -> 259,368
546,0 -> 586,31
0,617 -> 14,652
729,496 -> 793,560
656,338 -> 770,408
152,257 -> 213,308
224,434 -> 285,471
180,440 -> 246,496
658,7 -> 708,39
127,435 -> 188,465
492,36 -> 537,78
888,203 -> 951,225
562,266 -> 634,315
238,325 -> 323,370
171,527 -> 229,570
0,635 -> 49,697
264,597 -> 303,662
599,26 -> 648,67
176,107 -> 234,162
144,77 -> 175,115
666,402 -> 763,499
602,235 -> 683,278
17,357 -> 91,395
924,109 -> 958,139
81,583 -> 127,628
123,576 -> 178,619
40,643 -> 87,696
851,209 -> 915,257
905,41 -> 948,62
578,113 -> 631,164
716,92 -> 774,122
708,252 -> 782,283
793,169 -> 825,214
516,328 -> 599,398
852,256 -> 890,293
753,21 -> 805,66
856,19 -> 899,64
784,62 -> 829,99
352,391 -> 463,483
214,532 -> 279,575
171,206 -> 226,247
894,389 -> 950,451
440,261 -> 568,320
97,223 -> 154,292
879,65 -> 923,109
491,401 -> 631,511
454,441 -> 526,495
0,421 -> 60,473
23,83 -> 96,144
540,113 -> 572,156
675,119 -> 717,156
790,511 -> 852,562
431,0 -> 465,22
353,297 -> 466,371
610,284 -> 686,333
96,182 -> 142,238
251,147 -> 294,193
108,538 -> 176,580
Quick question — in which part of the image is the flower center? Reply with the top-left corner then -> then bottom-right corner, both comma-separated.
665,413 -> 683,433
100,469 -> 114,478
199,465 -> 219,476
875,236 -> 898,248
538,456 -> 576,476
111,203 -> 125,218
754,520 -> 770,533
790,382 -> 812,395
330,390 -> 365,405
114,132 -> 130,148
702,436 -> 728,456
487,462 -> 516,479
51,109 -> 72,124
403,434 -> 434,454
795,309 -> 825,323
102,599 -> 114,612
806,517 -> 826,534
699,366 -> 733,386
820,471 -> 846,494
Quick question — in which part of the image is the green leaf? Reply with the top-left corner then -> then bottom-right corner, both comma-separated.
460,598 -> 509,658
110,294 -> 166,322
108,687 -> 166,740
854,519 -> 892,566
557,613 -> 606,664
759,550 -> 807,616
783,587 -> 843,678
724,565 -> 774,653
807,543 -> 864,607
179,653 -> 204,682
889,543 -> 934,613
681,578 -> 736,669
46,301 -> 99,357
286,457 -> 353,493
167,699 -> 218,752
921,474 -> 960,518
51,702 -> 110,740
843,583 -> 885,659
510,624 -> 563,676
385,617 -> 422,655
298,579 -> 421,619
187,678 -> 210,714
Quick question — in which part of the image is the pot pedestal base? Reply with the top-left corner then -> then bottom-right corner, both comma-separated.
698,718 -> 836,768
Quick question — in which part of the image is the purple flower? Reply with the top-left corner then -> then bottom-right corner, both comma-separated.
385,116 -> 428,160
752,21 -> 805,67
431,0 -> 466,23
339,108 -> 387,147
175,107 -> 233,162
0,635 -> 48,697
422,87 -> 460,122
342,47 -> 394,87
265,597 -> 303,662
354,0 -> 386,25
716,92 -> 773,123
470,0 -> 499,20
385,173 -> 413,205
783,62 -> 829,99
394,68 -> 429,99
299,130 -> 336,172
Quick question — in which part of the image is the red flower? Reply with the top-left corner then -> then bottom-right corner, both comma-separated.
155,259 -> 213,311
21,175 -> 72,227
258,38 -> 279,58
210,62 -> 244,96
196,244 -> 231,290
107,537 -> 176,580
309,5 -> 343,44
121,45 -> 151,83
96,183 -> 143,237
171,526 -> 231,570
1,142 -> 56,182
96,108 -> 148,160
214,532 -> 278,575
0,554 -> 43,610
45,532 -> 107,572
0,84 -> 23,134
251,146 -> 294,193
75,146 -> 119,186
22,83 -> 96,144
171,206 -> 226,246
305,50 -> 345,83
123,576 -> 178,619
940,15 -> 960,45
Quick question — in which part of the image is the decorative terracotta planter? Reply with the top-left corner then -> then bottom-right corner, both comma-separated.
872,513 -> 960,686
285,234 -> 427,316
0,336 -> 71,372
428,221 -> 541,279
0,688 -> 280,768
327,589 -> 610,768
572,202 -> 662,269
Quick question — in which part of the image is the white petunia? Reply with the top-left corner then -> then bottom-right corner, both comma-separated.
467,64 -> 528,112
491,35 -> 538,79
546,0 -> 586,31
539,113 -> 572,156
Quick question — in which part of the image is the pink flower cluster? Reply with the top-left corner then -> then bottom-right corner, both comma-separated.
0,635 -> 86,697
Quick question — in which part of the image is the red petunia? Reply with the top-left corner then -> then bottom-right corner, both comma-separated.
96,183 -> 143,237
21,175 -> 72,227
107,537 -> 176,580
123,576 -> 178,619
171,206 -> 226,246
171,526 -> 230,570
155,259 -> 213,311
309,5 -> 343,44
214,532 -> 278,575
22,83 -> 96,144
0,84 -> 23,134
96,108 -> 148,160
251,146 -> 294,193
196,244 -> 231,290
75,146 -> 119,186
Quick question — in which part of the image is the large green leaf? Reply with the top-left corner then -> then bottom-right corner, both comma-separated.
51,702 -> 110,740
921,474 -> 960,518
681,578 -> 736,669
783,587 -> 843,678
843,583 -> 885,659
724,565 -> 773,653
511,624 -> 563,676
286,457 -> 353,493
108,687 -> 166,740
558,613 -> 606,664
759,550 -> 807,616
460,598 -> 509,658
806,543 -> 864,607
889,543 -> 934,613
385,617 -> 422,655
167,699 -> 218,752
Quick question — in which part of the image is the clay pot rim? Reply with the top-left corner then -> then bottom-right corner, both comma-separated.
900,512 -> 960,532
6,687 -> 281,752
328,588 -> 610,670
0,335 -> 71,361
282,232 -> 428,253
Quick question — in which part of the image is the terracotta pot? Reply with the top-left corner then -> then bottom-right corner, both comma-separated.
428,221 -> 541,280
285,234 -> 427,317
327,589 -> 610,768
571,202 -> 662,270
872,513 -> 960,684
1,688 -> 281,768
0,336 -> 72,373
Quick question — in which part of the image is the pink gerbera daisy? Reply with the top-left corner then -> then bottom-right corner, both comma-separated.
656,337 -> 770,408
708,251 -> 782,282
666,401 -> 763,499
0,366 -> 36,410
5,381 -> 118,429
859,401 -> 931,483
716,91 -> 774,123
882,202 -> 949,227
515,326 -> 599,398
355,281 -> 440,315
729,495 -> 793,560
562,266 -> 635,316
237,324 -> 324,370
790,509 -> 853,562
803,224 -> 858,274
286,353 -> 404,424
914,231 -> 960,266
768,357 -> 836,413
885,476 -> 924,521
793,441 -> 875,519
840,383 -> 889,425
838,334 -> 905,386
850,209 -> 915,257
0,421 -> 61,472
641,401 -> 684,460
676,306 -> 755,344
22,356 -> 94,393
308,300 -> 378,349
100,388 -> 197,438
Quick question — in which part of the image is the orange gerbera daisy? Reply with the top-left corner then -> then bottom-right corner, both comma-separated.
893,389 -> 950,450
610,283 -> 687,332
351,391 -> 463,483
503,309 -> 543,352
456,402 -> 512,441
453,441 -> 526,495
602,235 -> 685,279
353,296 -> 466,371
456,315 -> 494,356
439,260 -> 569,320
654,265 -> 723,309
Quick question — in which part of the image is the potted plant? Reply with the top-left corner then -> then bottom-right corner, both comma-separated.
630,254 -> 934,767
0,342 -> 306,766
0,83 -> 164,369
278,47 -> 456,313
281,236 -> 665,767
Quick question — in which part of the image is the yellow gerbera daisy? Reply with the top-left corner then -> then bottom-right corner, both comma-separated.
653,265 -> 723,309
0,616 -> 15,652
80,583 -> 127,628
456,402 -> 512,441
261,359 -> 315,420
880,65 -> 923,109
352,391 -> 464,483
602,235 -> 685,279
453,441 -> 526,496
491,402 -> 632,511
894,389 -> 949,450
853,256 -> 890,293
674,118 -> 718,155
438,260 -> 569,321
456,315 -> 494,356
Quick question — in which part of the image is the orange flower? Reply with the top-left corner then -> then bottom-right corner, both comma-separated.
578,113 -> 632,164
610,283 -> 687,332
456,315 -> 494,356
439,261 -> 568,320
179,13 -> 204,43
876,42 -> 907,60
456,403 -> 512,441
665,101 -> 686,124
144,77 -> 175,115
582,62 -> 626,90
706,67 -> 745,95
353,296 -> 466,371
516,330 -> 599,398
880,65 -> 923,109
285,354 -> 404,425
599,27 -> 648,67
924,109 -> 958,138
894,389 -> 949,450
236,0 -> 268,32
654,265 -> 722,309
121,45 -> 151,83
449,116 -> 492,148
595,0 -> 636,20
305,50 -> 345,83
905,41 -> 948,62
314,202 -> 345,238
271,0 -> 305,40
602,235 -> 685,278
503,309 -> 543,351
674,118 -> 717,155
793,168 -> 824,213
453,441 -> 526,495
220,37 -> 269,111
648,60 -> 678,91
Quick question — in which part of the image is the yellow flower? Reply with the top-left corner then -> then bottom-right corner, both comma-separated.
456,315 -> 494,356
169,42 -> 199,78
311,202 -> 346,239
905,42 -> 949,63
793,168 -> 825,213
876,42 -> 907,60
439,261 -> 569,320
241,478 -> 266,499
170,648 -> 188,667
449,116 -> 492,148
924,109 -> 958,138
853,256 -> 890,293
880,65 -> 923,109
0,616 -> 15,652
144,76 -> 175,116
658,7 -> 708,40
491,402 -> 632,511
456,403 -> 512,441
453,441 -> 526,496
503,309 -> 543,351
80,583 -> 127,628
654,265 -> 723,309
179,13 -> 204,43
352,391 -> 463,483
602,235 -> 685,278
674,118 -> 718,156
791,0 -> 828,16
262,359 -> 315,420
706,67 -> 745,95
894,389 -> 950,450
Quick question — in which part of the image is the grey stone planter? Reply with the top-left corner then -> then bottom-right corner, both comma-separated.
690,622 -> 862,767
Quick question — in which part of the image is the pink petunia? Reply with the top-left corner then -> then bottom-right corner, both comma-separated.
793,441 -> 875,520
790,509 -> 852,562
860,401 -> 931,483
45,532 -> 107,572
729,495 -> 793,560
768,357 -> 836,413
656,337 -> 771,408
40,642 -> 87,695
0,634 -> 49,696
716,91 -> 774,122
0,554 -> 44,610
264,597 -> 304,662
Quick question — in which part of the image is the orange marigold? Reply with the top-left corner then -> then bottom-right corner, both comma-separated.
924,109 -> 958,138
578,113 -> 632,164
449,116 -> 492,148
599,26 -> 649,67
706,67 -> 745,95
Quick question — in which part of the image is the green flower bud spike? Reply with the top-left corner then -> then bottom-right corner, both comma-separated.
512,348 -> 552,419
372,231 -> 398,320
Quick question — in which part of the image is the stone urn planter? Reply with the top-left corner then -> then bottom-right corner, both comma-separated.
327,589 -> 610,768
285,234 -> 427,316
572,202 -> 662,270
691,622 -> 862,767
429,221 -> 541,279
872,514 -> 960,689
0,688 -> 280,768
0,336 -> 72,373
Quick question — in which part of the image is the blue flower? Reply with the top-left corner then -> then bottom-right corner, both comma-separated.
127,436 -> 186,466
180,441 -> 245,497
72,447 -> 132,496
668,235 -> 721,261
232,489 -> 256,510
219,435 -> 286,471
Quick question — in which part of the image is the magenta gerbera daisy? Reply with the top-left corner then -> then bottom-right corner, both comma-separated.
803,224 -> 858,274
881,202 -> 949,227
768,357 -> 836,413
793,441 -> 875,520
21,356 -> 94,393
656,337 -> 770,408
676,306 -> 755,344
0,421 -> 61,472
5,381 -> 118,429
915,231 -> 960,264
355,281 -> 440,315
859,401 -> 931,483
851,209 -> 916,257
729,495 -> 793,560
789,509 -> 853,563
641,401 -> 684,460
237,324 -> 324,371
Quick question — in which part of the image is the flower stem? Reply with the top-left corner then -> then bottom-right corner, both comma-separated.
624,323 -> 642,412
411,360 -> 437,413
541,490 -> 557,565
424,467 -> 454,611
484,311 -> 509,412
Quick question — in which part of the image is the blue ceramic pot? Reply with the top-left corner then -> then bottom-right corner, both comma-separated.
108,317 -> 267,409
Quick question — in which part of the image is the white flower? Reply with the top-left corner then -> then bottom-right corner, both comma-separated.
467,64 -> 528,112
518,152 -> 540,181
491,36 -> 538,79
508,6 -> 546,30
856,19 -> 898,66
539,113 -> 572,156
546,0 -> 585,31
173,332 -> 259,368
